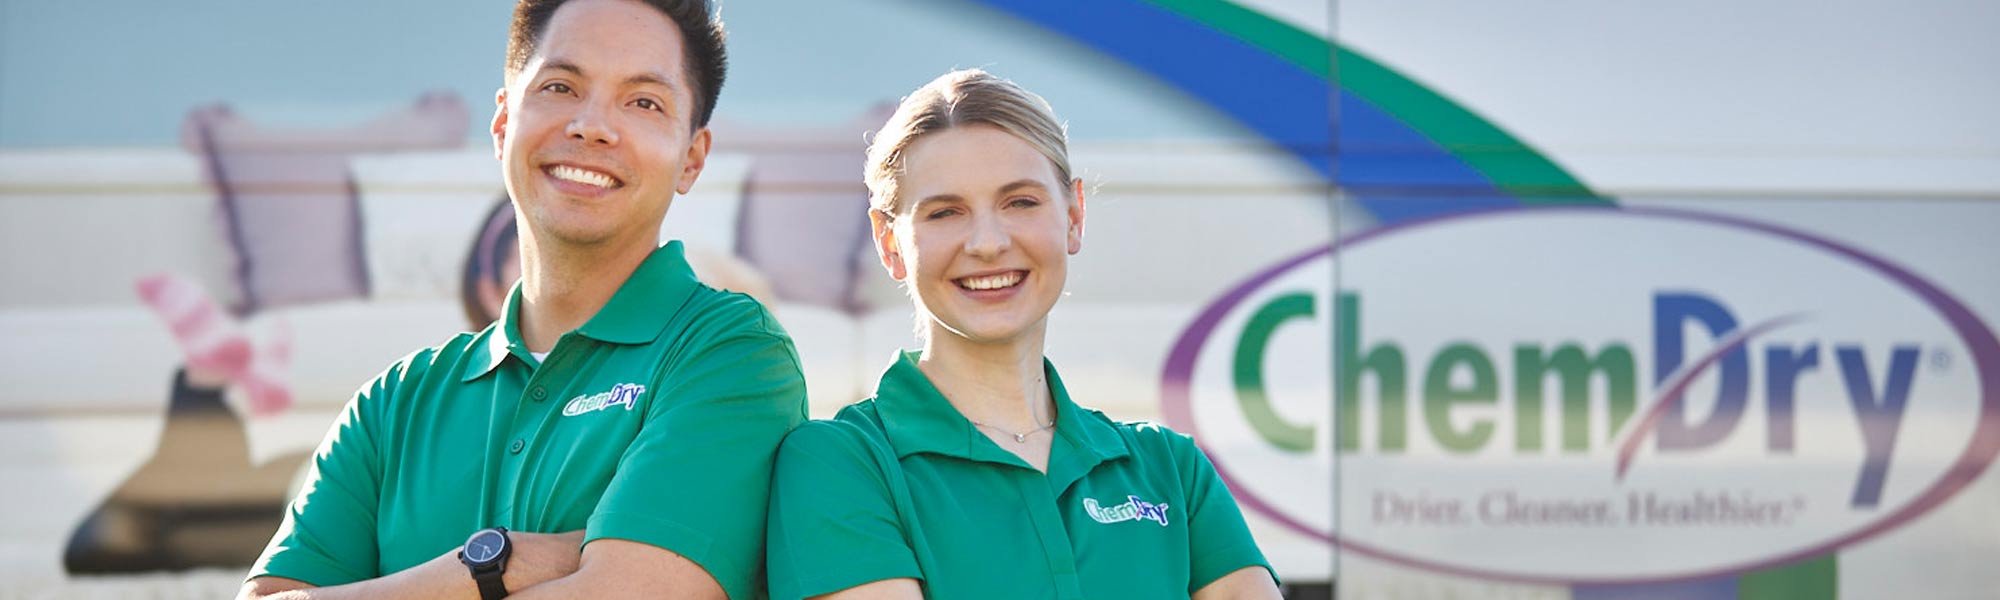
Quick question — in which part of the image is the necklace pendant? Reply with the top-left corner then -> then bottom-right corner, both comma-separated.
1013,433 -> 1028,443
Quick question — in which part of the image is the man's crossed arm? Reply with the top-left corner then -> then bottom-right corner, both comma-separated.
238,532 -> 725,600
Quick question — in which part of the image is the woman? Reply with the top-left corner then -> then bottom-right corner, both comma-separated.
767,69 -> 1281,599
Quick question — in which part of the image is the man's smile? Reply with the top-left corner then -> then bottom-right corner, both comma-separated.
544,163 -> 623,190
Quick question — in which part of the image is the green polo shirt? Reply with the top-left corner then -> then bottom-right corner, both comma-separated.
251,242 -> 807,600
766,351 -> 1272,599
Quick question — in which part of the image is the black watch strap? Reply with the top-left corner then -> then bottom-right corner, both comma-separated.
473,569 -> 508,600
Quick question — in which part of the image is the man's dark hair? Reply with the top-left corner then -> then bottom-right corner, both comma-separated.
506,0 -> 728,129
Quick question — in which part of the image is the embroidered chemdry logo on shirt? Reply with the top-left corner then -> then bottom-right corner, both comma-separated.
1084,495 -> 1170,526
561,383 -> 646,417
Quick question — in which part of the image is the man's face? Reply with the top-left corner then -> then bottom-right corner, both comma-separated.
492,0 -> 711,252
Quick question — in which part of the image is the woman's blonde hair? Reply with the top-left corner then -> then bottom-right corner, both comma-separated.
864,69 -> 1073,217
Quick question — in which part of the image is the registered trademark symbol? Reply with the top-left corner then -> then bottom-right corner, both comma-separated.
1930,347 -> 1952,372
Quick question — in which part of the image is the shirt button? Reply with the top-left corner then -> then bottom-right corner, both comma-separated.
529,387 -> 547,402
509,439 -> 525,454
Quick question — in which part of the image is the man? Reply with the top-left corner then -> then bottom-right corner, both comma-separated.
239,1 -> 806,598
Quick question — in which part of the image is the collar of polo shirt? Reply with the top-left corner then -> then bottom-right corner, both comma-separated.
465,241 -> 703,381
871,350 -> 1132,479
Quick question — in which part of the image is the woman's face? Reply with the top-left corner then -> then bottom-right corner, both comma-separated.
873,125 -> 1084,347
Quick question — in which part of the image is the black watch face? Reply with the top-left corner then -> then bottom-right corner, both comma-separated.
465,530 -> 505,564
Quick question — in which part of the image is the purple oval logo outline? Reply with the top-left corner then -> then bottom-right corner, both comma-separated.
1159,205 -> 2000,584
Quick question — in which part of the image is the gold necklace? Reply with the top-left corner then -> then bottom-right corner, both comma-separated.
970,418 -> 1055,443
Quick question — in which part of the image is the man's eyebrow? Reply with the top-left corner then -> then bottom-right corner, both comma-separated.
540,59 -> 679,92
623,71 -> 679,92
542,59 -> 586,78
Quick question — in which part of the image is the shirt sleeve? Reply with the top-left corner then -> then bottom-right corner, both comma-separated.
1175,432 -> 1280,593
765,420 -> 922,600
586,326 -> 808,600
247,362 -> 397,586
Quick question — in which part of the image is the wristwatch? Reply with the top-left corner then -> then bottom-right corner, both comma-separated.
458,527 -> 511,600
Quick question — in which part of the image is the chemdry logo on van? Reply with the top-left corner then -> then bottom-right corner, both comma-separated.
1160,207 -> 2000,584
562,383 -> 646,417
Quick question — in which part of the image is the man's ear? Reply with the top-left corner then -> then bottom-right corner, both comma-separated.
868,208 -> 907,281
490,87 -> 510,161
1067,178 -> 1086,255
675,127 -> 713,195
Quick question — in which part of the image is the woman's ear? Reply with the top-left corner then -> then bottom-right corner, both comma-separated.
1067,178 -> 1086,255
869,208 -> 908,281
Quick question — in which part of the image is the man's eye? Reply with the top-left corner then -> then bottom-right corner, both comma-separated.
542,82 -> 572,94
926,208 -> 961,220
1009,197 -> 1041,208
635,98 -> 662,112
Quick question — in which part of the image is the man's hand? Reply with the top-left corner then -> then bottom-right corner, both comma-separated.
502,530 -> 586,592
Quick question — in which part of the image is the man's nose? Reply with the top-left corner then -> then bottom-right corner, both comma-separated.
565,100 -> 619,146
